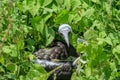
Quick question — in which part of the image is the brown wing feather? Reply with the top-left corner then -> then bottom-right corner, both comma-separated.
34,42 -> 68,61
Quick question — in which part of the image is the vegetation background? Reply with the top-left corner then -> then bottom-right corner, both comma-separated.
0,0 -> 120,80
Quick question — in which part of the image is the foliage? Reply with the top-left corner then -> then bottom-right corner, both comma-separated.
0,0 -> 120,80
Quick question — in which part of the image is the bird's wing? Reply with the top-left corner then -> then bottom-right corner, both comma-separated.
34,46 -> 68,61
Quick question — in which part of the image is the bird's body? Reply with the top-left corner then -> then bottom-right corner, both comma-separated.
34,42 -> 74,80
34,24 -> 78,80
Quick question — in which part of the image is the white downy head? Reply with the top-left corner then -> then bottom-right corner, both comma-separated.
58,24 -> 72,47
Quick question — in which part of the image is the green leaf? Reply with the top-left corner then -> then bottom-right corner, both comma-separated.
77,43 -> 85,52
32,16 -> 45,34
6,63 -> 18,74
32,64 -> 47,73
92,20 -> 105,31
71,0 -> 81,10
82,7 -> 94,18
0,66 -> 5,73
55,10 -> 69,24
55,0 -> 64,6
85,67 -> 91,77
17,39 -> 24,51
3,73 -> 16,79
18,0 -> 40,16
84,28 -> 98,40
19,75 -> 24,80
91,0 -> 100,4
10,45 -> 18,57
110,62 -> 117,71
2,45 -> 18,57
43,13 -> 52,22
29,0 -> 40,16
112,45 -> 120,65
17,1 -> 28,13
42,0 -> 53,7
2,46 -> 11,54
70,32 -> 78,47
27,64 -> 48,80
99,31 -> 106,38
112,45 -> 120,54
0,56 -> 4,65
105,37 -> 113,46
64,0 -> 71,10
45,27 -> 55,46
27,39 -> 35,46
27,69 -> 40,79
108,33 -> 119,46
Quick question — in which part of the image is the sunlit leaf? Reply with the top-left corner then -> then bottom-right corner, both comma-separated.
70,32 -> 78,47
84,28 -> 98,40
2,45 -> 18,57
77,43 -> 85,52
18,0 -> 40,16
82,7 -> 94,18
71,0 -> 81,10
105,37 -> 113,46
85,67 -> 91,77
2,46 -> 11,54
91,0 -> 100,4
17,39 -> 24,51
27,64 -> 48,80
32,16 -> 45,34
0,56 -> 4,65
55,10 -> 69,24
64,0 -> 71,10
99,31 -> 106,38
45,27 -> 55,46
113,45 -> 120,54
32,64 -> 47,73
10,45 -> 18,57
112,45 -> 120,65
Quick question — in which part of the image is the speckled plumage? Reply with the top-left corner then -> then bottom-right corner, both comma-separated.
34,42 -> 68,61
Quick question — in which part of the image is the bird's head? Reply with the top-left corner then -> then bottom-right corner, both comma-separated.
58,24 -> 72,47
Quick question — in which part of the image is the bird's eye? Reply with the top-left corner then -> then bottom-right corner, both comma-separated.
59,32 -> 63,36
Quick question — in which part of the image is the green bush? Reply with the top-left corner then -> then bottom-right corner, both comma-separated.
0,0 -> 120,80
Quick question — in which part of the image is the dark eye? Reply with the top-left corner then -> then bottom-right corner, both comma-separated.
59,32 -> 63,36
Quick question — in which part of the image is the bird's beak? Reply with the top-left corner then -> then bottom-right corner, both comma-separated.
62,31 -> 70,47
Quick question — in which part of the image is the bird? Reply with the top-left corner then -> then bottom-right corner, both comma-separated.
34,24 -> 79,80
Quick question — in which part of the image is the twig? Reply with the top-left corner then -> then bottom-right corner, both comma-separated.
48,65 -> 62,75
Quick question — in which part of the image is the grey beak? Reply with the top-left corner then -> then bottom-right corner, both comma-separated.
62,31 -> 69,47
58,24 -> 72,47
